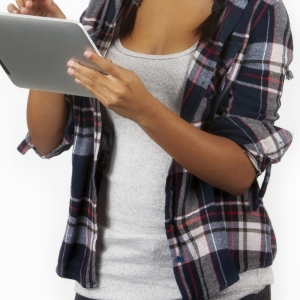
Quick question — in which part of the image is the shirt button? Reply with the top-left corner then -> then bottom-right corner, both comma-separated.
175,256 -> 183,263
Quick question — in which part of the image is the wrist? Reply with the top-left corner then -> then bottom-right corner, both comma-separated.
134,94 -> 168,130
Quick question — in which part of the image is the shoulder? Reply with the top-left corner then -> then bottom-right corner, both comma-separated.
248,0 -> 292,40
231,0 -> 290,17
229,0 -> 292,38
245,0 -> 290,18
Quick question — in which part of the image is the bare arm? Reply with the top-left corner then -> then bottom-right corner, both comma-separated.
136,96 -> 256,196
8,1 -> 69,156
66,54 -> 256,196
27,91 -> 69,156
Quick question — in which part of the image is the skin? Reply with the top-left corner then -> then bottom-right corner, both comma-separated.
7,0 -> 65,18
7,0 -> 68,154
121,0 -> 213,54
7,0 -> 256,196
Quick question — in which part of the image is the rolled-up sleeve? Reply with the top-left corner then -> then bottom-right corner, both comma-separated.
17,94 -> 74,159
210,1 -> 293,175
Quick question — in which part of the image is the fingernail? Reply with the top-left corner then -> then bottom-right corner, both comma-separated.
13,10 -> 18,14
84,51 -> 92,58
67,61 -> 74,68
67,68 -> 74,75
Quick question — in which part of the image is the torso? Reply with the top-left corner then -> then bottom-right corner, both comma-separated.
121,0 -> 212,55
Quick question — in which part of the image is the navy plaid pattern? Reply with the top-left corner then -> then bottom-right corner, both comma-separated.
18,0 -> 293,299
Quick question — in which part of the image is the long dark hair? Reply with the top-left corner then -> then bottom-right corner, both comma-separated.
119,0 -> 227,44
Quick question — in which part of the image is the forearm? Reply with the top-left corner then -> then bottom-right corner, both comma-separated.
27,90 -> 68,156
136,95 -> 256,196
66,52 -> 256,194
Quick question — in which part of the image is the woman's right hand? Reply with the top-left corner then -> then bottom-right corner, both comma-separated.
7,0 -> 66,19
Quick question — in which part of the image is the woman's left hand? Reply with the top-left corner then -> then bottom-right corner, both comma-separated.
67,51 -> 156,122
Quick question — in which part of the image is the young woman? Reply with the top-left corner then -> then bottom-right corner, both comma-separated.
9,0 -> 293,299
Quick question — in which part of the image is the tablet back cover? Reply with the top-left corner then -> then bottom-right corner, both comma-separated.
0,13 -> 103,97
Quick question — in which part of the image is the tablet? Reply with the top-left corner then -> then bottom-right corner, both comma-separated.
0,12 -> 107,98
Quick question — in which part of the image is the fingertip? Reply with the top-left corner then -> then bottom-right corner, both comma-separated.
25,1 -> 33,8
7,4 -> 19,14
20,7 -> 28,14
84,51 -> 93,59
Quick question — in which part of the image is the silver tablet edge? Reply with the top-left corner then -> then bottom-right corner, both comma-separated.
0,12 -> 101,56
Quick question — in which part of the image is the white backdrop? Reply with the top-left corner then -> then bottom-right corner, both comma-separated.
0,1 -> 299,299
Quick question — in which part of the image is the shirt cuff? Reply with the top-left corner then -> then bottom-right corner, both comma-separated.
17,98 -> 74,159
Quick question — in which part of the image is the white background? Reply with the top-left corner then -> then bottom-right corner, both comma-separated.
0,0 -> 299,299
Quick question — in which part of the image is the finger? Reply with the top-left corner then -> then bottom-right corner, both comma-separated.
25,0 -> 33,8
15,0 -> 31,12
79,80 -> 110,105
21,0 -> 38,14
84,51 -> 122,78
67,66 -> 106,93
16,0 -> 30,14
67,63 -> 116,106
20,7 -> 28,14
15,0 -> 26,9
17,1 -> 41,16
67,61 -> 111,88
73,75 -> 111,107
7,4 -> 20,13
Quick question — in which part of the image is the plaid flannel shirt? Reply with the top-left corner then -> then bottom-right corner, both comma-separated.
18,0 -> 293,299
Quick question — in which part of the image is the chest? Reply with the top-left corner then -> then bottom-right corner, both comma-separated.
120,0 -> 212,55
